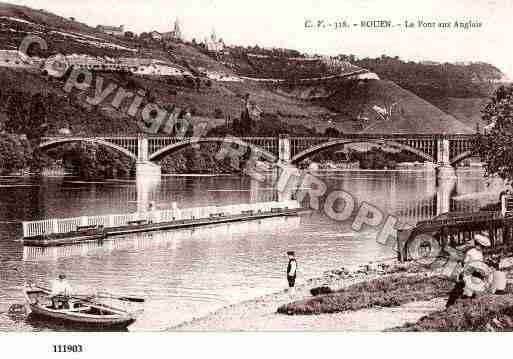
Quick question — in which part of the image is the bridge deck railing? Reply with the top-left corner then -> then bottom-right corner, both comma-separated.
415,211 -> 503,229
21,200 -> 300,238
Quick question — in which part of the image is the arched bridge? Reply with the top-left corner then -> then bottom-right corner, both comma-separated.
40,134 -> 477,177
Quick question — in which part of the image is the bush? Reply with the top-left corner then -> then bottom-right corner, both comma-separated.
392,290 -> 513,331
277,275 -> 452,315
310,287 -> 333,296
214,108 -> 224,119
0,134 -> 34,175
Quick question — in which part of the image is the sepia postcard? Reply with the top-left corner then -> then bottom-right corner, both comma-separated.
0,0 -> 513,357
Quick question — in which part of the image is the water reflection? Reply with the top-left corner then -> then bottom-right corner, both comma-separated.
0,170 -> 505,331
22,216 -> 301,262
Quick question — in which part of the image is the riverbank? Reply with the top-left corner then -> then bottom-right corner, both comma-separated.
169,261 -> 451,331
170,260 -> 513,331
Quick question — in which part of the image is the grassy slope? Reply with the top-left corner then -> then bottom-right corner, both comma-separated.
312,79 -> 473,134
394,292 -> 513,331
277,275 -> 452,315
0,2 -> 96,33
0,2 -> 139,57
431,97 -> 489,130
360,82 -> 473,134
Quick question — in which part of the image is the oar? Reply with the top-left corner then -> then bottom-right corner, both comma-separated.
116,296 -> 145,303
30,284 -> 144,303
97,292 -> 145,303
35,286 -> 96,302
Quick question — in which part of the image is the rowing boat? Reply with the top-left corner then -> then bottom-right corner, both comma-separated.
23,285 -> 140,330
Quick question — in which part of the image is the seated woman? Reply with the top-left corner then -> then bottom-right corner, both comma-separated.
446,233 -> 492,308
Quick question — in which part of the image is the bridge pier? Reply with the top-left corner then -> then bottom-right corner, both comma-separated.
136,161 -> 161,177
274,135 -> 296,201
436,137 -> 456,181
278,134 -> 291,164
136,135 -> 161,178
136,172 -> 161,213
436,176 -> 456,216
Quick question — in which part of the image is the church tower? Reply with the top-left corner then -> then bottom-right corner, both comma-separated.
173,18 -> 182,41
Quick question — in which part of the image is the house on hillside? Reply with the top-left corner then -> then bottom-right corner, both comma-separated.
0,50 -> 35,68
351,72 -> 380,80
133,61 -> 191,76
97,24 -> 125,36
150,31 -> 163,41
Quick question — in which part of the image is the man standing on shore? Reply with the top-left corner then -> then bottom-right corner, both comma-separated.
286,251 -> 297,295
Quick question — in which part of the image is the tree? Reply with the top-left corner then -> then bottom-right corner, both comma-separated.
214,108 -> 224,119
323,127 -> 340,137
139,32 -> 151,42
0,134 -> 32,175
5,92 -> 24,133
476,85 -> 513,181
27,93 -> 48,141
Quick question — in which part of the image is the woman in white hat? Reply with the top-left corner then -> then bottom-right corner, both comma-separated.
446,232 -> 492,308
462,233 -> 493,295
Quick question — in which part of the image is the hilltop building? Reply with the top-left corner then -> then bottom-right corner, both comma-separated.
149,31 -> 163,41
162,18 -> 183,42
96,24 -> 125,36
204,28 -> 225,53
42,53 -> 192,77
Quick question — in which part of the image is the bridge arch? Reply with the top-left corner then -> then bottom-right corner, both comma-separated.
291,139 -> 434,164
450,150 -> 479,167
39,137 -> 138,161
149,137 -> 277,162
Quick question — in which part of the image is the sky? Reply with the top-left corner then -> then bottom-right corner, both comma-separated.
7,0 -> 513,78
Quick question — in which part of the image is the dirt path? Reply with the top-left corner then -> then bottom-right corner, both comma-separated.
170,268 -> 447,331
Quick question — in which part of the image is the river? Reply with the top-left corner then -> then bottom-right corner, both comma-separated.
0,169 -> 504,331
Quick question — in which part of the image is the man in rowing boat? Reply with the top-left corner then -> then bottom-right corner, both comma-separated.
51,274 -> 73,309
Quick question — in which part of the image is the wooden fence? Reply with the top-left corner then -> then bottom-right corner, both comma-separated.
22,200 -> 300,238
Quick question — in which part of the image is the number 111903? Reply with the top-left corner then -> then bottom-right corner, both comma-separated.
52,345 -> 83,353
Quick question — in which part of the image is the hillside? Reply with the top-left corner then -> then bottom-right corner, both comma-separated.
350,55 -> 507,131
0,3 -> 139,58
0,2 -> 505,175
429,97 -> 490,130
353,56 -> 503,99
218,47 -> 364,80
279,79 -> 472,134
353,81 -> 472,134
0,2 -> 491,136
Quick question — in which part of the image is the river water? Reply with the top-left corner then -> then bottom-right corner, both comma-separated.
0,169 -> 503,331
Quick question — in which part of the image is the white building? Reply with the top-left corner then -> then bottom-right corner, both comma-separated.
96,25 -> 125,36
43,53 -> 192,77
0,50 -> 35,68
149,31 -> 163,41
44,53 -> 135,76
352,72 -> 380,80
133,61 -> 191,76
